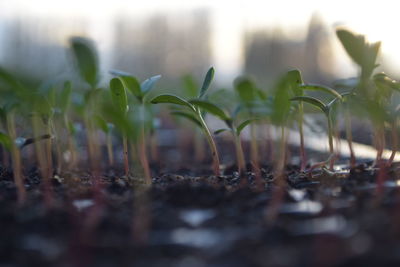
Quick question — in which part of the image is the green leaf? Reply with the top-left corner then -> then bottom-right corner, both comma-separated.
300,84 -> 342,99
234,77 -> 259,106
0,107 -> 7,128
141,75 -> 161,94
214,128 -> 229,135
67,121 -> 76,135
70,37 -> 99,88
0,67 -> 25,93
0,132 -> 12,151
171,111 -> 202,128
120,76 -> 142,101
94,115 -> 109,133
182,75 -> 198,98
327,95 -> 343,109
291,96 -> 327,114
271,75 -> 291,125
33,94 -> 52,118
110,78 -> 128,114
286,69 -> 303,96
59,81 -> 72,113
336,29 -> 380,79
336,29 -> 365,67
236,119 -> 257,136
199,67 -> 215,98
373,72 -> 400,95
150,94 -> 194,111
189,99 -> 230,121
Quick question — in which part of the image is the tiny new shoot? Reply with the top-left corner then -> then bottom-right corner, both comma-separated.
234,77 -> 263,183
95,116 -> 114,167
109,78 -> 129,176
214,117 -> 256,177
111,69 -> 161,185
291,94 -> 342,172
151,67 -> 221,176
373,72 -> 400,166
287,69 -> 343,171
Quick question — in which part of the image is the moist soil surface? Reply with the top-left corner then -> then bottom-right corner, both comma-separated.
1,160 -> 400,267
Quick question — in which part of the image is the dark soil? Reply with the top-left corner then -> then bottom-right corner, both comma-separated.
1,160 -> 400,267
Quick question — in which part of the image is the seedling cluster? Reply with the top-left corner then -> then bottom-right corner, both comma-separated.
0,28 -> 399,204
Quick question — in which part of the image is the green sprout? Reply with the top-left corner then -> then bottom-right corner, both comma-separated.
336,28 -> 385,166
109,78 -> 129,176
70,37 -> 101,173
372,72 -> 400,166
291,94 -> 343,171
234,77 -> 264,182
110,70 -> 161,185
284,70 -> 343,171
95,115 -> 115,167
151,67 -> 222,176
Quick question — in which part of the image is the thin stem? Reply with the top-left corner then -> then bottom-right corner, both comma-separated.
326,112 -> 335,171
32,115 -> 52,207
49,119 -> 60,173
45,123 -> 53,179
122,134 -> 129,176
194,130 -> 205,162
64,114 -> 77,169
107,132 -> 114,167
250,123 -> 263,190
374,126 -> 385,166
139,105 -> 151,185
388,119 -> 398,166
298,103 -> 306,171
150,133 -> 159,163
233,132 -> 246,176
8,112 -> 26,205
277,126 -> 287,176
265,126 -> 287,224
196,110 -> 220,176
345,108 -> 356,168
250,123 -> 259,166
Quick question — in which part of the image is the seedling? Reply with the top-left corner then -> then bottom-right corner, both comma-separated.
336,28 -> 386,166
234,77 -> 265,184
109,78 -> 129,176
198,95 -> 255,176
291,94 -> 343,171
151,67 -> 222,176
95,115 -> 115,167
372,72 -> 400,166
110,69 -> 161,185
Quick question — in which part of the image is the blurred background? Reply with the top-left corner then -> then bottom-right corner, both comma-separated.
1,0 -> 400,88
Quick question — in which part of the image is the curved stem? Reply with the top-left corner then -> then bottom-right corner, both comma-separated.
326,112 -> 335,171
388,119 -> 398,166
298,103 -> 306,171
196,110 -> 220,176
345,108 -> 356,168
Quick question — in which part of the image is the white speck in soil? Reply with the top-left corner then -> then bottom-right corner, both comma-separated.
179,209 -> 216,227
72,199 -> 94,212
280,200 -> 323,215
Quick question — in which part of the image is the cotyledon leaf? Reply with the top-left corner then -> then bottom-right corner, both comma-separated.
199,67 -> 215,98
